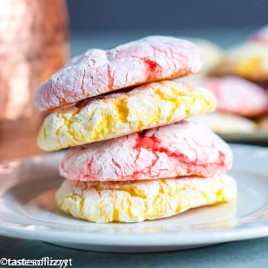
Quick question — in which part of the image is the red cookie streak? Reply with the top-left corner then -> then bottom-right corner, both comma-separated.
60,121 -> 232,182
34,36 -> 202,111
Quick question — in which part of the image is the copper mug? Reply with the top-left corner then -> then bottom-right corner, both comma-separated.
0,0 -> 69,161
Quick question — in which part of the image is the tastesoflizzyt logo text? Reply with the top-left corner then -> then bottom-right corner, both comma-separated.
0,257 -> 72,268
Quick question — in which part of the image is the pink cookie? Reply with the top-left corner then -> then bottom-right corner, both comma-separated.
34,36 -> 202,111
202,76 -> 268,117
60,121 -> 232,182
250,25 -> 268,43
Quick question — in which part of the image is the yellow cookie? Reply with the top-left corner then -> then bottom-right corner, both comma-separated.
38,80 -> 216,151
215,42 -> 268,81
56,174 -> 236,223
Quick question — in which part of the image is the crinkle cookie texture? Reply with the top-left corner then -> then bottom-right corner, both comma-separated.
34,36 -> 202,111
60,121 -> 232,182
215,42 -> 268,80
56,174 -> 237,223
202,76 -> 268,117
37,81 -> 216,151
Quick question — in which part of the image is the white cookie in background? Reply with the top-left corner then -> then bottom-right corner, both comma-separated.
191,38 -> 224,74
174,73 -> 206,84
191,112 -> 258,134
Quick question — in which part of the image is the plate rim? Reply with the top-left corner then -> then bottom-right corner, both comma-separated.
1,220 -> 268,246
1,144 -> 268,247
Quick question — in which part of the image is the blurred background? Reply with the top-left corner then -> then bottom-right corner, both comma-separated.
67,0 -> 267,33
0,0 -> 268,161
66,0 -> 268,51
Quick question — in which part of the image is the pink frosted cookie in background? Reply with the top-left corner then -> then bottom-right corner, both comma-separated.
250,25 -> 268,43
202,76 -> 268,118
34,36 -> 202,111
60,121 -> 232,182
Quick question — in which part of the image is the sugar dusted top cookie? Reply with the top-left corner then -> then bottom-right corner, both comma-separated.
34,36 -> 202,111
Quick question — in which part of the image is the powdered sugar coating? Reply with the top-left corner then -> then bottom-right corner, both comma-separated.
202,76 -> 268,117
56,174 -> 236,223
37,81 -> 216,151
34,36 -> 202,111
60,121 -> 232,182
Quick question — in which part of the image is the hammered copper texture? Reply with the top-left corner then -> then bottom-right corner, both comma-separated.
0,0 -> 69,160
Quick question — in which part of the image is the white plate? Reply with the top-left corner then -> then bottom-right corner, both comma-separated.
0,144 -> 268,253
220,131 -> 268,144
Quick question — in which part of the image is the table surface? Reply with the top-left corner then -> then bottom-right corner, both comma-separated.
1,29 -> 268,267
1,236 -> 268,268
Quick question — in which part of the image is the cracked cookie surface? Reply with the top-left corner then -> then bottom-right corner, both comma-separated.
37,81 -> 216,151
60,121 -> 232,182
56,174 -> 236,223
34,36 -> 202,111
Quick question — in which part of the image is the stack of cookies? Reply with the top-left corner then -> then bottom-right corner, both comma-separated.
35,36 -> 236,223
